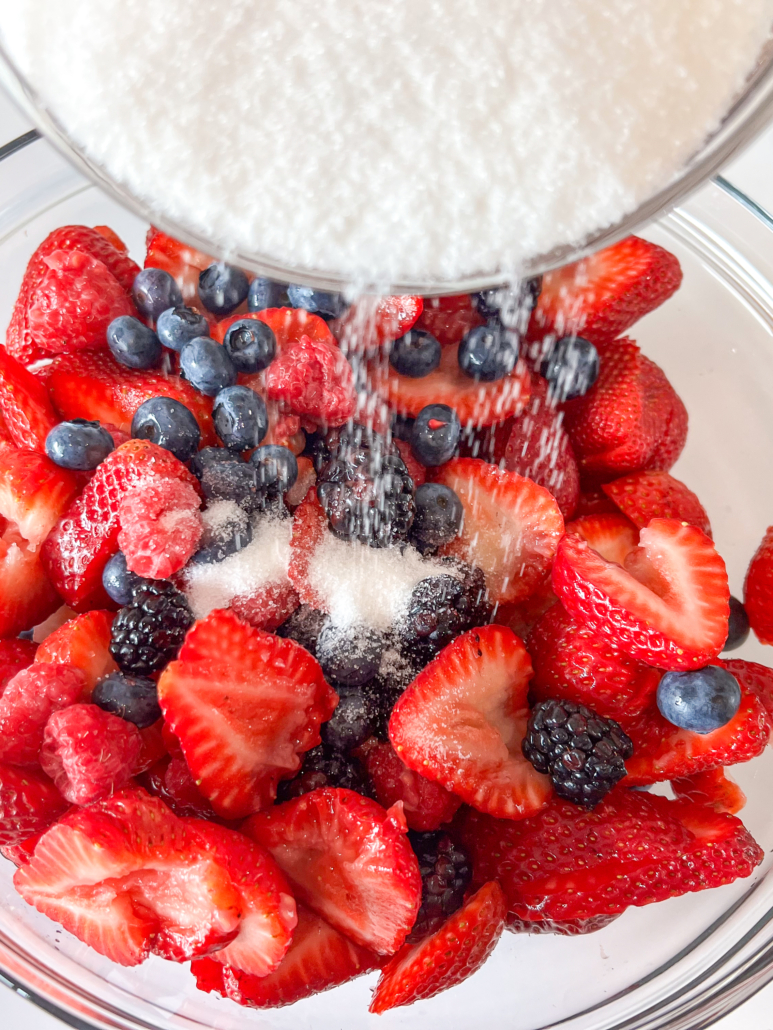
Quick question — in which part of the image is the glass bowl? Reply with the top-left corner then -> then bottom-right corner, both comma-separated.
2,133 -> 773,1030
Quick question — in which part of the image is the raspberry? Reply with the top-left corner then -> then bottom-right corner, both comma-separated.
118,476 -> 202,578
40,704 -> 142,805
264,334 -> 356,426
0,663 -> 87,767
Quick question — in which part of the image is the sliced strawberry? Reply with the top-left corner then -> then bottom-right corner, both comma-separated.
244,787 -> 421,954
369,881 -> 506,1013
432,458 -> 564,604
389,625 -> 552,820
574,485 -> 619,517
212,307 -> 336,351
460,790 -> 762,923
144,227 -> 214,313
230,582 -> 300,631
157,609 -> 337,818
133,719 -> 168,776
671,767 -> 746,815
0,526 -> 60,637
35,610 -> 117,694
647,369 -> 689,471
0,662 -> 87,767
333,294 -> 424,349
723,658 -> 773,721
552,519 -> 729,670
14,788 -> 243,965
494,575 -> 557,640
564,513 -> 638,565
47,349 -> 215,442
0,763 -> 68,845
192,903 -> 381,1009
0,828 -> 48,866
506,913 -> 620,936
527,236 -> 683,345
0,441 -> 78,550
264,333 -> 356,427
394,437 -> 427,488
0,346 -> 59,451
414,294 -> 485,347
357,737 -> 462,832
287,489 -> 329,609
41,439 -> 200,611
527,604 -> 661,721
0,639 -> 37,694
744,526 -> 773,645
602,471 -> 711,537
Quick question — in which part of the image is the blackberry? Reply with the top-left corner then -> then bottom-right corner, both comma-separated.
276,604 -> 327,656
522,699 -> 633,808
407,831 -> 472,942
110,581 -> 194,676
317,432 -> 415,548
321,685 -> 378,751
277,744 -> 369,801
398,561 -> 490,663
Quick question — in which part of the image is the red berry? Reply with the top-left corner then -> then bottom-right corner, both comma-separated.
0,763 -> 68,845
264,333 -> 356,427
0,526 -> 60,638
602,470 -> 711,537
564,512 -> 638,565
35,610 -> 117,694
0,639 -> 38,694
0,663 -> 87,767
671,767 -> 746,816
0,441 -> 79,550
744,526 -> 773,645
0,346 -> 59,452
118,477 -> 202,578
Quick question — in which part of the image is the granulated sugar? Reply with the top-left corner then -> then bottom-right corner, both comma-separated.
3,1 -> 771,282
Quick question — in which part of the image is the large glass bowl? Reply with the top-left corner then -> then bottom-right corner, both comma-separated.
2,134 -> 773,1030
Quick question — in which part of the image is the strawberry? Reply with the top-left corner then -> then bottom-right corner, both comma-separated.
0,662 -> 87,767
0,639 -> 37,693
0,346 -> 59,451
723,658 -> 773,721
563,340 -> 686,478
389,625 -> 552,820
459,790 -> 762,923
414,293 -> 485,347
0,441 -> 79,550
192,903 -> 381,1009
144,227 -> 214,314
157,609 -> 337,818
574,485 -> 619,517
564,512 -> 638,565
602,471 -> 711,537
527,604 -> 661,721
527,236 -> 683,346
744,526 -> 773,645
369,881 -> 506,1014
284,456 -> 316,508
0,763 -> 68,845
187,820 -> 296,976
357,737 -> 462,832
229,582 -> 300,631
244,787 -> 421,954
42,439 -> 200,610
505,913 -> 620,936
0,828 -> 48,867
333,294 -> 424,349
368,343 -> 531,427
14,787 -> 243,966
118,477 -> 202,578
140,755 -> 219,821
394,437 -> 427,488
212,306 -> 337,351
0,526 -> 60,638
133,719 -> 167,776
47,349 -> 215,442
287,489 -> 329,609
432,458 -> 564,604
671,767 -> 746,815
264,333 -> 356,427
552,519 -> 729,670
494,575 -> 557,640
646,367 -> 689,471
35,610 -> 117,694
40,704 -> 141,805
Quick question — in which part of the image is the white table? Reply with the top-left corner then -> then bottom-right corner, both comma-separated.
1,88 -> 773,1030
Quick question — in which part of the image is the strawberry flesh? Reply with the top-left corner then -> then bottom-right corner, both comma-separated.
602,470 -> 711,537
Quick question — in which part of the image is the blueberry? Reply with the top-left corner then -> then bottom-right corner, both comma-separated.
248,277 -> 288,311
389,330 -> 441,378
656,666 -> 742,734
180,337 -> 237,396
191,505 -> 253,564
391,414 -> 415,443
411,483 -> 463,548
458,321 -> 519,382
131,268 -> 182,322
213,385 -> 268,451
45,419 -> 114,471
411,404 -> 461,467
474,277 -> 542,327
539,335 -> 599,401
189,446 -> 241,480
223,318 -> 277,373
106,315 -> 161,369
321,690 -> 376,751
249,445 -> 298,493
724,596 -> 750,652
287,285 -> 348,320
198,262 -> 249,317
155,306 -> 210,352
200,460 -> 261,509
316,621 -> 385,686
102,552 -> 149,606
131,397 -> 201,462
92,672 -> 161,729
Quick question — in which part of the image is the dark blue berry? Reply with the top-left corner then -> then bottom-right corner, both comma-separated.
180,337 -> 237,397
657,666 -> 742,734
106,315 -> 161,369
92,672 -> 161,729
155,306 -> 210,352
320,689 -> 376,751
102,552 -> 150,606
411,404 -> 461,467
411,483 -> 463,548
539,335 -> 599,401
391,414 -> 415,442
131,268 -> 182,322
316,621 -> 385,687
249,445 -> 298,493
458,322 -> 519,382
287,285 -> 348,320
389,330 -> 441,378
248,277 -> 288,311
213,385 -> 268,451
474,277 -> 542,327
223,318 -> 277,373
189,446 -> 241,480
131,397 -> 201,462
200,460 -> 261,509
724,596 -> 751,652
191,508 -> 253,565
45,419 -> 114,471
198,262 -> 249,317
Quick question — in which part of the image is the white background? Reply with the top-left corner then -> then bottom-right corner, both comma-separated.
1,88 -> 773,1030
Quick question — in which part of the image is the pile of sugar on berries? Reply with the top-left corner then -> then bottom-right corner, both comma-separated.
0,223 -> 771,1012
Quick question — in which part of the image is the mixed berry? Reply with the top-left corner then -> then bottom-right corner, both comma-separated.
0,221 -> 771,1016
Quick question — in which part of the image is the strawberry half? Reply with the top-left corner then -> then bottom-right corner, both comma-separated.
527,236 -> 683,345
333,294 -> 424,349
564,512 -> 638,565
602,471 -> 711,537
671,767 -> 746,816
389,625 -> 552,820
432,458 -> 564,604
0,763 -> 68,845
245,787 -> 421,955
157,609 -> 337,819
0,441 -> 79,550
144,227 -> 214,314
0,639 -> 37,694
35,610 -> 117,694
0,346 -> 59,452
744,527 -> 773,645
0,527 -> 60,639
552,518 -> 729,670
369,881 -> 507,1014
724,658 -> 773,722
